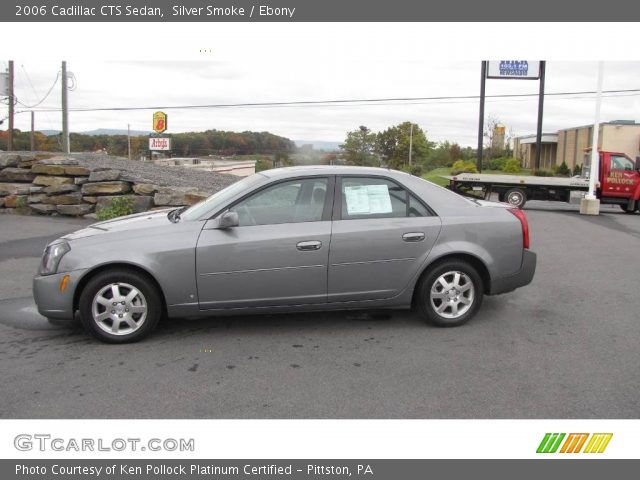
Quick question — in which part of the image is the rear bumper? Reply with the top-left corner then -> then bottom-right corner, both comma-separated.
489,250 -> 536,295
33,269 -> 86,320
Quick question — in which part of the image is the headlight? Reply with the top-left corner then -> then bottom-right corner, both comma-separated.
39,241 -> 71,276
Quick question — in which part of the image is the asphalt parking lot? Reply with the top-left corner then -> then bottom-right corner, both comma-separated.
0,202 -> 639,419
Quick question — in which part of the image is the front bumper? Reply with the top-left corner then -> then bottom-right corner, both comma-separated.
33,269 -> 87,320
489,250 -> 537,295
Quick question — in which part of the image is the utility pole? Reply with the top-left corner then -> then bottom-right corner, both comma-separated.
61,61 -> 70,154
8,60 -> 14,151
30,111 -> 35,151
127,123 -> 132,160
408,123 -> 413,166
476,61 -> 487,172
581,61 -> 604,216
534,61 -> 546,171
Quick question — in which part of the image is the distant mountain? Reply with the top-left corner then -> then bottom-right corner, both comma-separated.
40,130 -> 61,136
40,128 -> 151,137
294,140 -> 342,152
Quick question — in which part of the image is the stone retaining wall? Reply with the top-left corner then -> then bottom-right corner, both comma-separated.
0,153 -> 211,218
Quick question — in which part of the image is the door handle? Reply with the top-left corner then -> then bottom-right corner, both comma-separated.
297,240 -> 322,251
402,232 -> 425,242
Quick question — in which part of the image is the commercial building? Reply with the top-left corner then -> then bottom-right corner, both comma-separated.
556,120 -> 640,169
513,133 -> 558,170
514,120 -> 640,170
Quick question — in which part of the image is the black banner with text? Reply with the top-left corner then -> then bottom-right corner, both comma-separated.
4,0 -> 640,22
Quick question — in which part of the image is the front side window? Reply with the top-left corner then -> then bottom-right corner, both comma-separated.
340,177 -> 429,220
231,178 -> 328,226
610,155 -> 634,171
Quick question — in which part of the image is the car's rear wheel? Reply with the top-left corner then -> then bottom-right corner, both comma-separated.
416,260 -> 484,327
78,269 -> 162,343
504,188 -> 527,208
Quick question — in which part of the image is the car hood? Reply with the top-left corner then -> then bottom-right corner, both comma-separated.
61,208 -> 174,241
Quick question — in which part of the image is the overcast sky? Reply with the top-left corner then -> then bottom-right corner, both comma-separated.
3,59 -> 639,147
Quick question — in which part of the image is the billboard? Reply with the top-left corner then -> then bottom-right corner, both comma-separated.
487,61 -> 541,80
152,111 -> 168,133
149,137 -> 171,151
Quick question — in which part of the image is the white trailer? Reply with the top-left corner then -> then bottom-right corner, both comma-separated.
444,173 -> 591,208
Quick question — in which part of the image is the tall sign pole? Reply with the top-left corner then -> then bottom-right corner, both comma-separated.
534,61 -> 546,171
477,61 -> 487,173
61,61 -> 70,154
8,60 -> 14,151
30,111 -> 35,151
127,123 -> 132,160
581,62 -> 604,216
408,123 -> 413,166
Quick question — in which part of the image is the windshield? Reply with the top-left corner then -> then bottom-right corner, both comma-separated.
180,174 -> 263,221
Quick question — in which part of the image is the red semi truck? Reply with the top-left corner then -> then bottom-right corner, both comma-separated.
446,150 -> 640,212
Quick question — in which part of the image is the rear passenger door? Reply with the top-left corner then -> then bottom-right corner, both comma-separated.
327,176 -> 441,302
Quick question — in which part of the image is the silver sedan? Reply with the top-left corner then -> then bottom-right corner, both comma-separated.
33,166 -> 536,343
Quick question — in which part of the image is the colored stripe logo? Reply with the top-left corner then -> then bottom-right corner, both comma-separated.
537,433 -> 612,453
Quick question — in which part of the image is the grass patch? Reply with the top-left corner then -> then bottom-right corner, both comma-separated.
96,196 -> 133,221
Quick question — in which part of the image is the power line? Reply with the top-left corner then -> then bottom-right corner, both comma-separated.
16,66 -> 60,108
23,88 -> 640,113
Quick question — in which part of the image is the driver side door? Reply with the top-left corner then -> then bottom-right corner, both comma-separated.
195,176 -> 334,310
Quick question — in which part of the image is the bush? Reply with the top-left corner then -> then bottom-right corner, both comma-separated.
488,157 -> 507,171
409,164 -> 423,176
450,160 -> 478,175
572,163 -> 582,177
14,196 -> 31,215
255,159 -> 273,172
96,196 -> 133,221
502,158 -> 521,173
554,160 -> 571,177
534,169 -> 554,177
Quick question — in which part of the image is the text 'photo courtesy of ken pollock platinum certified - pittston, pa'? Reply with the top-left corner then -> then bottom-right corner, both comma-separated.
30,5 -> 297,18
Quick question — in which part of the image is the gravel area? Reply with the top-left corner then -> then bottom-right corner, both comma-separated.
71,154 -> 239,194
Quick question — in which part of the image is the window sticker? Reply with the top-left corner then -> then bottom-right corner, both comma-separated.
344,184 -> 392,215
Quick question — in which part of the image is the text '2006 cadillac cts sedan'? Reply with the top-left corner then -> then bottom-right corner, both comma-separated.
33,166 -> 536,343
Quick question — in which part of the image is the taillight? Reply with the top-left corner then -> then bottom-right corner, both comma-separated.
508,208 -> 530,249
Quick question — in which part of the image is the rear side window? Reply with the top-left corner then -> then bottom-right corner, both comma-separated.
340,177 -> 430,220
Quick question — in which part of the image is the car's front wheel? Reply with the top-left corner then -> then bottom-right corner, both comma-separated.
78,269 -> 162,343
416,260 -> 484,327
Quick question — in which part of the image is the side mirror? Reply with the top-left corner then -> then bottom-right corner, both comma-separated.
218,211 -> 239,229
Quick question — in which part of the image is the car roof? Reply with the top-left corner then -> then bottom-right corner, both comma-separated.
258,165 -> 411,179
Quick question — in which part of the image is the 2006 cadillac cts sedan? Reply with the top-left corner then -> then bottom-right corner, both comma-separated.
33,166 -> 536,343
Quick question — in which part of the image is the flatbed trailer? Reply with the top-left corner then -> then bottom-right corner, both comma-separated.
444,150 -> 640,212
444,173 -> 590,208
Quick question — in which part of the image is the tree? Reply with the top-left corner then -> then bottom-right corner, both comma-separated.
340,126 -> 379,166
375,121 -> 432,170
448,143 -> 462,164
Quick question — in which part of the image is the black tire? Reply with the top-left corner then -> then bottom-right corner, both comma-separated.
619,204 -> 637,214
504,188 -> 527,208
78,268 -> 162,343
415,259 -> 484,327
